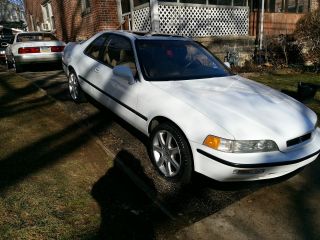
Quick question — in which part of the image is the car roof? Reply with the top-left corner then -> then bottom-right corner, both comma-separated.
101,30 -> 192,41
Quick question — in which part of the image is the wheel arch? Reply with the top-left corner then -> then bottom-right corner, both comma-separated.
68,65 -> 75,75
148,116 -> 195,182
148,116 -> 182,135
148,116 -> 194,164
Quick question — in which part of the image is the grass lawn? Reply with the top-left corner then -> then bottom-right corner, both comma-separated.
241,70 -> 320,125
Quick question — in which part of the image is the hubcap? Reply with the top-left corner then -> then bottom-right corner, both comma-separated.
152,130 -> 181,177
69,73 -> 79,100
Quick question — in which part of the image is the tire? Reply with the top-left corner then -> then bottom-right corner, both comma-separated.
14,63 -> 23,73
6,56 -> 13,70
12,57 -> 23,73
149,122 -> 193,184
6,60 -> 12,69
68,71 -> 86,103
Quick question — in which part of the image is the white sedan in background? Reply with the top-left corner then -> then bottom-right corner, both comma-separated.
6,32 -> 65,72
62,31 -> 320,184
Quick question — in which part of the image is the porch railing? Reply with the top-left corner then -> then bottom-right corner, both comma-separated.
122,1 -> 249,37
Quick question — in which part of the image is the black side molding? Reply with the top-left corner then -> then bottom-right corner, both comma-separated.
197,149 -> 320,168
79,75 -> 148,121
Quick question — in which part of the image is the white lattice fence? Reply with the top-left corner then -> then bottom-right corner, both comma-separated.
133,7 -> 151,31
132,4 -> 249,37
159,4 -> 249,37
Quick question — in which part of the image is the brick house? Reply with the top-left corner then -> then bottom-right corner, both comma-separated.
24,0 -> 319,42
24,0 -> 120,41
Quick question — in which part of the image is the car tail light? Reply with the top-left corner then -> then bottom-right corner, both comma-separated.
18,47 -> 40,54
51,46 -> 65,52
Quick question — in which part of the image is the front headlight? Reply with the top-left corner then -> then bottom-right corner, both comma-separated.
203,135 -> 279,153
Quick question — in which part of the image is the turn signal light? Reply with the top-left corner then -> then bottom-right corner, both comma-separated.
51,46 -> 65,52
203,135 -> 221,149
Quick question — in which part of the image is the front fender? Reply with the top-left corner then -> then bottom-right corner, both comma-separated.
147,103 -> 234,144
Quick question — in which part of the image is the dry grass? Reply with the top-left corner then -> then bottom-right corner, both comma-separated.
0,72 -> 110,239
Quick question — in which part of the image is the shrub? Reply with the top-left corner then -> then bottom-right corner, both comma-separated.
295,10 -> 320,67
259,35 -> 302,68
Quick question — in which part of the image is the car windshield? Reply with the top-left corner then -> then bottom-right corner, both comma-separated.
17,33 -> 58,42
135,39 -> 233,81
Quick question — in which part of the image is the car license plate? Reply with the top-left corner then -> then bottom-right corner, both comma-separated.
40,47 -> 51,53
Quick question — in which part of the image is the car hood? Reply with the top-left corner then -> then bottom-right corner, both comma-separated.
151,75 -> 317,146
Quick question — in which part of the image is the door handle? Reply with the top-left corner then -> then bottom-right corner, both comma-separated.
94,67 -> 100,73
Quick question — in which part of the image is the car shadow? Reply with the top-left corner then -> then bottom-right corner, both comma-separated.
86,95 -> 149,145
23,63 -> 63,72
91,150 -> 166,240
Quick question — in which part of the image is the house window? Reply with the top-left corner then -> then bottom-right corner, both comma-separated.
134,0 -> 149,6
41,1 -> 54,31
81,0 -> 91,15
180,0 -> 207,4
121,0 -> 130,13
286,0 -> 309,12
234,0 -> 247,6
209,0 -> 233,5
250,0 -> 310,13
158,0 -> 177,2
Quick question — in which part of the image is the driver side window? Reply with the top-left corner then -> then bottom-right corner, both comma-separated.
101,35 -> 137,77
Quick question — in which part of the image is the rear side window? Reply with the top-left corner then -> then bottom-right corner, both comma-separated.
17,33 -> 58,42
84,34 -> 108,60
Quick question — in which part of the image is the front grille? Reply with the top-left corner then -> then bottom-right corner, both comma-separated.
287,132 -> 312,147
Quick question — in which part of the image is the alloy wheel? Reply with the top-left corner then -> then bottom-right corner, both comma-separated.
69,73 -> 79,100
152,130 -> 181,177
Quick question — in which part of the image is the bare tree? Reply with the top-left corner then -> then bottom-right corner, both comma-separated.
295,9 -> 320,70
7,0 -> 26,29
8,0 -> 24,9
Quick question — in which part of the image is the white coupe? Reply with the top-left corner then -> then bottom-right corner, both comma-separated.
62,31 -> 320,183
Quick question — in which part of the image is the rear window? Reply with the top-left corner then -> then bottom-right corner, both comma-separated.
17,33 -> 58,42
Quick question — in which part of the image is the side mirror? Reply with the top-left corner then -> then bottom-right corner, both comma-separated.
224,62 -> 231,68
113,65 -> 135,85
1,42 -> 9,47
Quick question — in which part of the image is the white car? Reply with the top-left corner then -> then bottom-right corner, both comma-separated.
5,32 -> 65,72
62,31 -> 320,183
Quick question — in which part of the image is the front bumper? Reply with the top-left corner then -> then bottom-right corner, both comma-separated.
14,53 -> 62,64
192,128 -> 320,182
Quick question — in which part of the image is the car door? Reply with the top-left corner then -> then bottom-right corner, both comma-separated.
76,34 -> 110,104
97,34 -> 146,129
